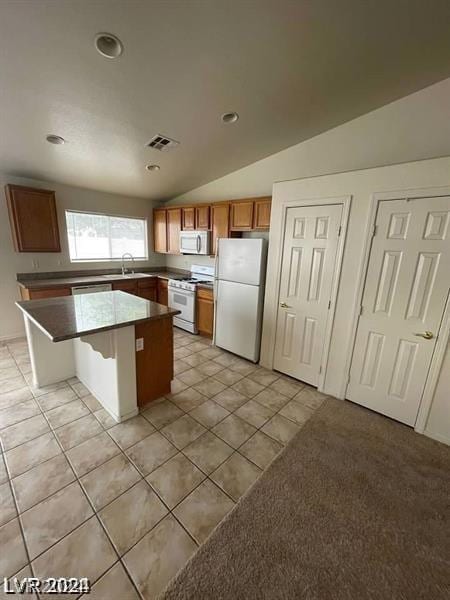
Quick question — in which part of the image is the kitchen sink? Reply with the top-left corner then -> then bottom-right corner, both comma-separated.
101,273 -> 155,279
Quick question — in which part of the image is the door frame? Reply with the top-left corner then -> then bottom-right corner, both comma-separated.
260,195 -> 351,393
343,184 -> 450,431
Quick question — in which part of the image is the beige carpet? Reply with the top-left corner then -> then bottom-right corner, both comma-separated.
160,398 -> 450,600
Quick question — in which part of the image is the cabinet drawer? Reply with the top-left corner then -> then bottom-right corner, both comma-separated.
112,280 -> 138,294
27,287 -> 71,300
197,287 -> 213,301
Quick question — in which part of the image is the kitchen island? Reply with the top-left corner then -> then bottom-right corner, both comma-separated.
16,291 -> 180,422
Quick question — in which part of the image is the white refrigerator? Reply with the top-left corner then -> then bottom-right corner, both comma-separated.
214,238 -> 268,362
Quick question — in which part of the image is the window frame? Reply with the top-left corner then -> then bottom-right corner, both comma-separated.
65,209 -> 149,263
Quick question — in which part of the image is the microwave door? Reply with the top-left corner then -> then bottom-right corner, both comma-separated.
181,235 -> 198,254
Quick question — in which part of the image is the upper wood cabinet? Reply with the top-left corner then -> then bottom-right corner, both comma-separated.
167,208 -> 181,254
153,209 -> 167,253
230,200 -> 254,231
211,203 -> 230,255
5,184 -> 61,252
182,207 -> 195,230
253,197 -> 272,230
195,205 -> 210,230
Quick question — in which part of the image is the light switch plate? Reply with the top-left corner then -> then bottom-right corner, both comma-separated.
136,338 -> 144,352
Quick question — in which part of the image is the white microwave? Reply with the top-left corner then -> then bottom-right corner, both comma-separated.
179,230 -> 211,255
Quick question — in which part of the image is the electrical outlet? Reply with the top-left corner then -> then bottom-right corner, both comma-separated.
136,338 -> 144,352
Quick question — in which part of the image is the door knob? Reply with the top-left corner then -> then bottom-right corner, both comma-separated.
280,302 -> 290,308
413,331 -> 434,340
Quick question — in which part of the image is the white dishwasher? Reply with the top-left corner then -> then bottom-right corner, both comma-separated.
71,283 -> 112,295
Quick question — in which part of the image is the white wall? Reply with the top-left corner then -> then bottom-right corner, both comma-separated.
0,174 -> 162,340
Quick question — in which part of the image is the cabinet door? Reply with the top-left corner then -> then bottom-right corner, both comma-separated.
182,207 -> 195,230
153,209 -> 167,253
167,208 -> 181,254
197,289 -> 214,337
157,279 -> 168,306
112,280 -> 138,295
137,286 -> 157,301
195,205 -> 210,230
211,204 -> 229,255
253,198 -> 272,230
5,184 -> 61,252
230,201 -> 254,231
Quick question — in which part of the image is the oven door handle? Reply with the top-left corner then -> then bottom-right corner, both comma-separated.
196,235 -> 201,253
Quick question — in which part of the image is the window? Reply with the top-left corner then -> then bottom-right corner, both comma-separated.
66,211 -> 148,262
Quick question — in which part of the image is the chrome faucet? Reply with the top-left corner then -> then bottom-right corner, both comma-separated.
121,253 -> 135,276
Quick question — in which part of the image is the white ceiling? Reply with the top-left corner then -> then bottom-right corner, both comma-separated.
1,0 -> 450,201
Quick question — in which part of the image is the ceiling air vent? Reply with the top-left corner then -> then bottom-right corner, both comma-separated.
146,134 -> 180,152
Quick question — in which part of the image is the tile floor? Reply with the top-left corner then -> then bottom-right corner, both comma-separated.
0,330 -> 327,599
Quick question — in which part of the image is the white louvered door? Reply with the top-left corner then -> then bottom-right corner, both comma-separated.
348,197 -> 450,426
273,204 -> 342,386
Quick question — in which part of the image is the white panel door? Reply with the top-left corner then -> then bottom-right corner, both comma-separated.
273,204 -> 342,385
348,197 -> 450,426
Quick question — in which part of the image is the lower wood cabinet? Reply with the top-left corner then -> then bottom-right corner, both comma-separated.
112,280 -> 138,294
136,279 -> 157,301
20,287 -> 71,300
157,279 -> 168,305
196,287 -> 214,337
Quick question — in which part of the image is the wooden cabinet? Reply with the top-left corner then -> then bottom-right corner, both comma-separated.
20,287 -> 71,300
137,279 -> 157,301
211,203 -> 230,255
253,197 -> 272,230
195,205 -> 210,230
167,208 -> 181,254
112,280 -> 138,295
182,207 -> 195,230
5,184 -> 61,252
153,209 -> 167,253
230,200 -> 254,231
157,279 -> 168,306
196,288 -> 214,338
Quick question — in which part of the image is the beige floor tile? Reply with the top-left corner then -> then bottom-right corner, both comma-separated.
198,347 -> 222,360
0,367 -> 21,382
21,481 -> 93,559
177,368 -> 207,387
126,431 -> 177,476
85,562 -> 140,599
182,353 -> 208,367
32,517 -> 117,591
279,399 -> 314,426
66,432 -> 120,477
174,479 -> 234,544
71,381 -> 90,398
0,375 -> 27,395
81,453 -> 140,511
0,386 -> 33,412
232,377 -> 265,398
54,413 -> 103,451
189,400 -> 230,428
93,408 -> 117,429
211,452 -> 261,501
0,399 -> 40,430
36,387 -> 77,412
100,481 -> 168,555
213,353 -> 237,368
5,431 -> 61,479
0,518 -> 28,578
12,453 -> 75,513
212,368 -> 244,386
142,400 -> 183,429
173,347 -> 192,360
192,378 -> 227,399
269,377 -> 305,398
0,357 -> 15,369
262,414 -> 300,445
161,415 -> 206,450
123,515 -> 197,600
212,414 -> 256,449
248,368 -> 280,387
0,414 -> 50,451
168,377 -> 189,395
239,431 -> 283,469
253,388 -> 291,412
147,453 -> 205,509
188,341 -> 210,353
81,394 -> 102,412
108,416 -> 155,450
0,457 -> 7,485
293,385 -> 327,410
30,380 -> 70,398
169,388 -> 207,412
183,432 -> 233,475
235,399 -> 274,428
195,361 -> 224,377
173,358 -> 191,374
45,399 -> 90,429
1,565 -> 39,600
212,388 -> 248,411
0,481 -> 16,526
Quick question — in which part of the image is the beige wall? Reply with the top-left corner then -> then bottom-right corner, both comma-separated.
0,174 -> 162,340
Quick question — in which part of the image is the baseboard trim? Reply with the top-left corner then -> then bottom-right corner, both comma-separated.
423,429 -> 450,447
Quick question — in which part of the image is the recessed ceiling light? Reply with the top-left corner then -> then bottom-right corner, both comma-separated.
146,164 -> 160,172
46,134 -> 65,145
221,112 -> 239,124
95,33 -> 123,59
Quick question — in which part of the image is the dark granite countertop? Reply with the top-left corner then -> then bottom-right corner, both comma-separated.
16,291 -> 180,342
17,270 -> 189,290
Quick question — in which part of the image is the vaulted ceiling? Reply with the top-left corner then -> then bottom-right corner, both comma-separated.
1,0 -> 450,200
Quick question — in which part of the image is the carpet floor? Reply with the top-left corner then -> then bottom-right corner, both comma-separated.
160,398 -> 450,600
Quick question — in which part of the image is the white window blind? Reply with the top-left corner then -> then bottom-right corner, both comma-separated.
66,211 -> 148,261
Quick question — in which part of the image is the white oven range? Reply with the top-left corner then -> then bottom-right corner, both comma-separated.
168,265 -> 215,334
